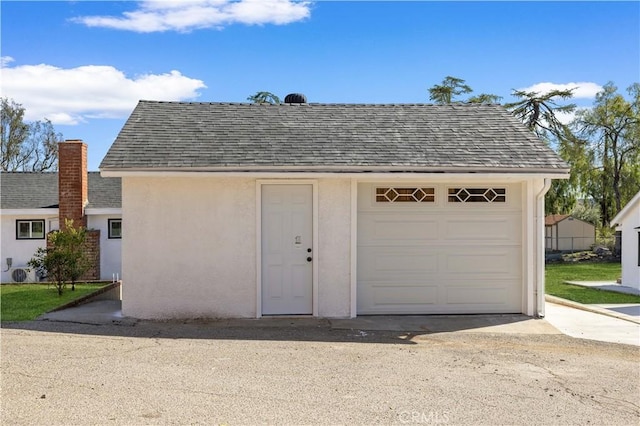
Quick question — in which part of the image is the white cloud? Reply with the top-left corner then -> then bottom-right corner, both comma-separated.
0,56 -> 14,67
72,0 -> 312,33
518,82 -> 603,99
1,61 -> 206,125
556,106 -> 593,126
554,110 -> 576,125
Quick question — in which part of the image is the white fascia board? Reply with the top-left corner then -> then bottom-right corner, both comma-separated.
101,170 -> 569,181
101,164 -> 570,174
337,174 -> 568,182
0,208 -> 58,216
85,208 -> 122,215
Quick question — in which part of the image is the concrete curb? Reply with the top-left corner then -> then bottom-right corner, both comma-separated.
545,294 -> 640,325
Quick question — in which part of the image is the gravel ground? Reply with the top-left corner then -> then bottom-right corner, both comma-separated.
1,320 -> 639,425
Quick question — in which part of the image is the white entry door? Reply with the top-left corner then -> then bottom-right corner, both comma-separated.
262,184 -> 313,315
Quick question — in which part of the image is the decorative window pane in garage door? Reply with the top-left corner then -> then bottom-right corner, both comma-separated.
376,187 -> 435,203
448,188 -> 506,203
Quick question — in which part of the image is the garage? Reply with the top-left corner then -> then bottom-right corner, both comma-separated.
357,182 -> 523,314
104,101 -> 565,319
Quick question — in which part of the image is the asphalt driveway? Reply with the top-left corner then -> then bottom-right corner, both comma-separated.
2,318 -> 639,425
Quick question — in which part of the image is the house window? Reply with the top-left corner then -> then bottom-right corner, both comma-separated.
376,187 -> 435,203
448,188 -> 506,203
16,220 -> 45,239
108,219 -> 122,239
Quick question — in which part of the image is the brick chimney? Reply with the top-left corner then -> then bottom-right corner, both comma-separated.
58,140 -> 88,229
55,139 -> 101,280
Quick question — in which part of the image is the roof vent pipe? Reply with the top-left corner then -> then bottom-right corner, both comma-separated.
284,93 -> 307,103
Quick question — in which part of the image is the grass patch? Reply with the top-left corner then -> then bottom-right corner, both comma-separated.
546,263 -> 640,304
1,283 -> 107,322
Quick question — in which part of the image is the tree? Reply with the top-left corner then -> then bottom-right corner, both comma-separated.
1,97 -> 62,171
29,220 -> 90,295
545,179 -> 577,215
571,82 -> 640,226
504,89 -> 576,138
247,91 -> 281,104
428,76 -> 473,104
428,76 -> 502,105
467,93 -> 503,104
504,89 -> 580,214
571,202 -> 600,226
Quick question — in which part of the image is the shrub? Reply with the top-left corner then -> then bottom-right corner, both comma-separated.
29,219 -> 90,295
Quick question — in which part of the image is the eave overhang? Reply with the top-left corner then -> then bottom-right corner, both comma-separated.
101,165 -> 570,180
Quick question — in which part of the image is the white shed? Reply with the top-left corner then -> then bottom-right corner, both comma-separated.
100,100 -> 569,319
611,191 -> 640,290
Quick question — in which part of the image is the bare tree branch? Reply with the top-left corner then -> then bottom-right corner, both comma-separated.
1,97 -> 62,171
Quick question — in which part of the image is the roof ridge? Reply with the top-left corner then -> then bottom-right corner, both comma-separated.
137,100 -> 502,107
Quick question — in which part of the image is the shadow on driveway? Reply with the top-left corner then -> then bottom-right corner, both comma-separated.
1,300 -> 559,345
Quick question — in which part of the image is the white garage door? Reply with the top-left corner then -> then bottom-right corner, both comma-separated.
357,183 -> 523,314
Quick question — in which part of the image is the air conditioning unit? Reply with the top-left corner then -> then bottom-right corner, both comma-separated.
10,267 -> 36,283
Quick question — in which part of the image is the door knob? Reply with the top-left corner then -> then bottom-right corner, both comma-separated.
306,257 -> 313,262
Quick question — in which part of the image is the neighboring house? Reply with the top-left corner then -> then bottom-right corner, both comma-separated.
545,214 -> 596,252
1,140 -> 122,283
100,99 -> 569,320
611,190 -> 640,290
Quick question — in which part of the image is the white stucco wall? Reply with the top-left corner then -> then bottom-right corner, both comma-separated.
86,214 -> 122,281
317,178 -> 352,317
118,174 -> 550,318
619,209 -> 640,290
0,212 -> 57,282
121,177 -> 354,319
121,177 -> 258,319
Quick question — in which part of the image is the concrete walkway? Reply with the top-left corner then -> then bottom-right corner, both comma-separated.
593,303 -> 640,318
542,281 -> 640,346
565,280 -> 640,296
544,302 -> 640,346
38,300 -> 135,326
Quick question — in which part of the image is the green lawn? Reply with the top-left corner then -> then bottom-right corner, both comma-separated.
546,262 -> 640,304
0,283 -> 107,322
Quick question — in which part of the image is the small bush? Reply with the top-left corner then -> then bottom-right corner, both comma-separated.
29,220 -> 90,295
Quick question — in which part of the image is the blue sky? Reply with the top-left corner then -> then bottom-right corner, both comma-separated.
1,1 -> 639,170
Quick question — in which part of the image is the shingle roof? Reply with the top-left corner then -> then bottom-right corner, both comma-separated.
86,173 -> 122,208
545,214 -> 571,226
0,172 -> 121,209
0,172 -> 58,209
100,101 -> 569,173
